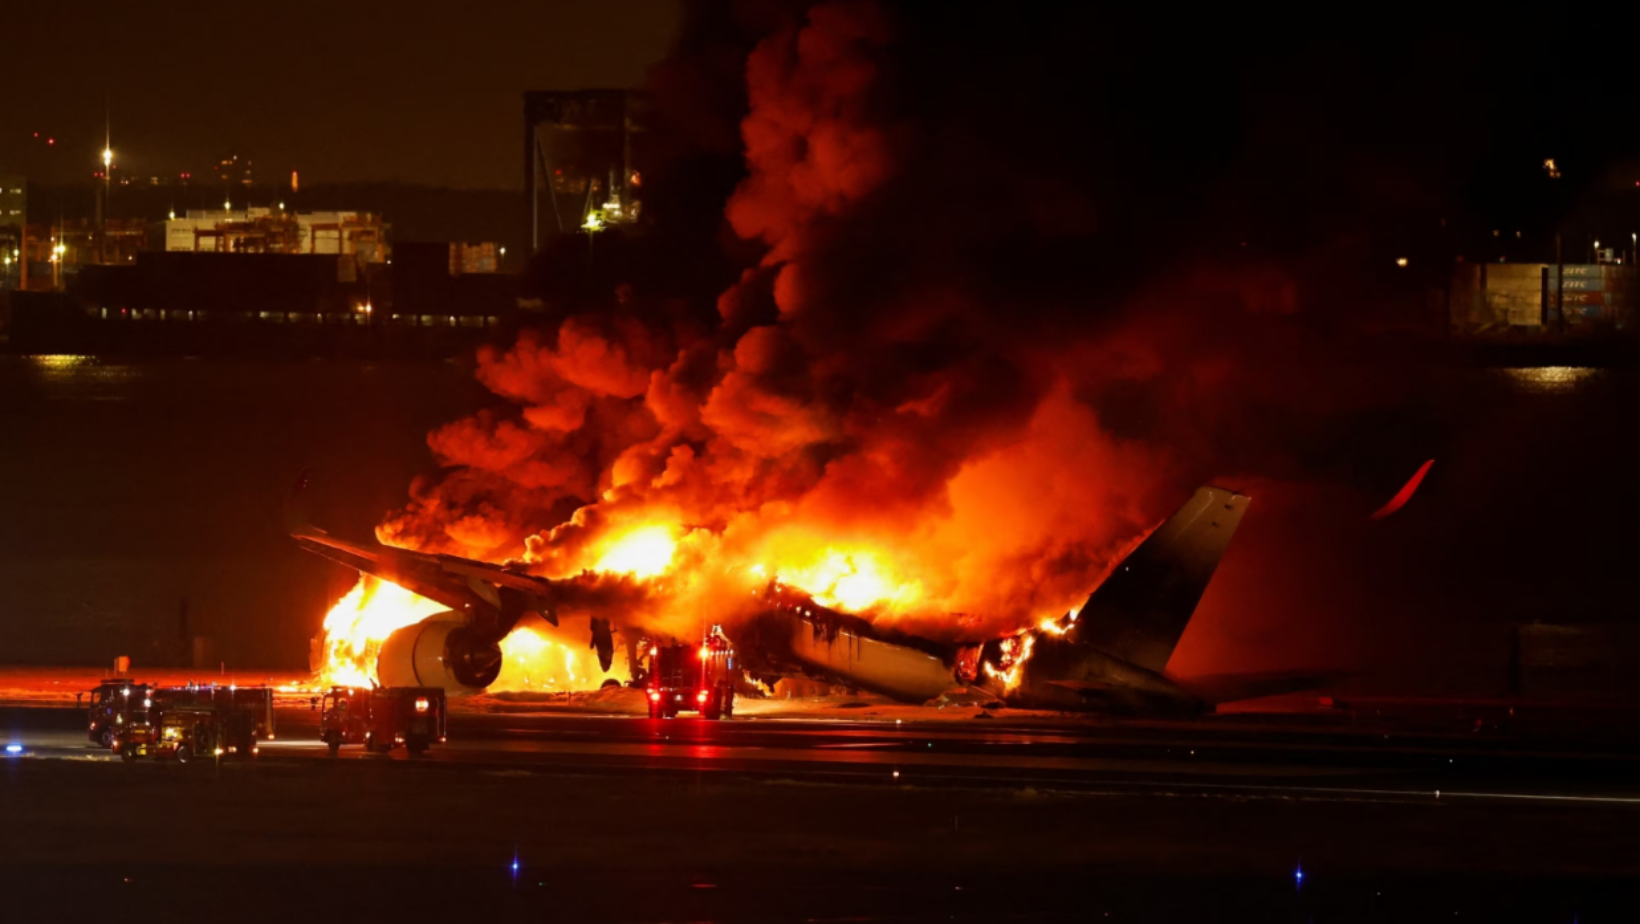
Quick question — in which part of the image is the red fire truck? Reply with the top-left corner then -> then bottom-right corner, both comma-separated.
86,682 -> 274,751
645,626 -> 736,720
113,685 -> 271,763
83,680 -> 154,748
317,686 -> 447,756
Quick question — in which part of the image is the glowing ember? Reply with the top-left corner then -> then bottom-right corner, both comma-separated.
983,632 -> 1036,691
593,525 -> 678,578
316,577 -> 445,688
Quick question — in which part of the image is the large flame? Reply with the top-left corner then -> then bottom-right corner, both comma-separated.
765,549 -> 921,613
592,525 -> 678,578
316,577 -> 445,688
315,576 -> 630,692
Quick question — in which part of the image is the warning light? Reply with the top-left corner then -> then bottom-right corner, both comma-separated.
649,647 -> 658,657
415,698 -> 430,712
4,744 -> 22,755
648,690 -> 660,701
699,645 -> 709,660
697,690 -> 709,702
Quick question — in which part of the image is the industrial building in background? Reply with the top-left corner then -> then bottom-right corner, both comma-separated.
524,89 -> 650,251
0,175 -> 22,293
156,208 -> 388,260
1450,262 -> 1638,340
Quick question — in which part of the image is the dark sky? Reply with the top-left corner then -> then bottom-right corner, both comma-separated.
0,0 -> 680,190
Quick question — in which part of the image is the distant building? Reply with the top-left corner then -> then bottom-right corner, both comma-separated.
450,242 -> 499,275
524,89 -> 651,249
0,175 -> 25,226
216,152 -> 253,187
0,176 -> 24,291
1450,262 -> 1638,339
154,209 -> 388,262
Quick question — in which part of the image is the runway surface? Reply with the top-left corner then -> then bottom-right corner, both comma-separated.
8,701 -> 1640,805
6,702 -> 1640,920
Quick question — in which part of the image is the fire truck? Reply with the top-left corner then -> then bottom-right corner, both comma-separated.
114,686 -> 272,763
117,704 -> 260,763
645,626 -> 736,720
84,680 -> 154,748
317,686 -> 447,756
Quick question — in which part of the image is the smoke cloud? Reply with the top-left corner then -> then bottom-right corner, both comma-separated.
377,1 -> 1446,664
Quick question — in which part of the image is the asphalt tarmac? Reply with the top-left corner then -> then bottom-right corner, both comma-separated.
3,704 -> 1638,921
8,703 -> 1640,802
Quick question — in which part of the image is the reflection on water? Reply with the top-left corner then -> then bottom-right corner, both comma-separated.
17,354 -> 140,400
1497,365 -> 1601,395
25,354 -> 96,370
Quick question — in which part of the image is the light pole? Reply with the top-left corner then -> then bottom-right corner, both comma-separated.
100,147 -> 113,263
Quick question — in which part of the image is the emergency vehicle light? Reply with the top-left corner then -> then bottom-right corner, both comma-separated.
697,690 -> 708,702
415,698 -> 430,712
4,744 -> 22,755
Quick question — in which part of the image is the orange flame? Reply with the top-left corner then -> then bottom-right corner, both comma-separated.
592,524 -> 678,578
316,577 -> 445,688
316,576 -> 630,693
983,632 -> 1036,692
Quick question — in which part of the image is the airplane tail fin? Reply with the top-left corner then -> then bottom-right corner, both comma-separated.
1072,485 -> 1249,674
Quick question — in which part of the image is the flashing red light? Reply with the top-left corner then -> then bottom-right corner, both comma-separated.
648,690 -> 660,701
697,690 -> 709,702
414,698 -> 429,713
47,138 -> 55,145
698,645 -> 709,660
1371,459 -> 1435,520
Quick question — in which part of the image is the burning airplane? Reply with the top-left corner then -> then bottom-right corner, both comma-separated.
295,479 -> 1272,713
285,4 -> 1346,713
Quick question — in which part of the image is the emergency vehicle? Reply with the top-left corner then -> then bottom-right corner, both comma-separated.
115,700 -> 261,763
645,626 -> 736,720
84,681 -> 154,748
317,686 -> 447,756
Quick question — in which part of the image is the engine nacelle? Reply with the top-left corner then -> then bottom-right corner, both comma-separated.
377,613 -> 503,694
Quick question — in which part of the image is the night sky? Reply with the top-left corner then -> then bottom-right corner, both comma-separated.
0,0 -> 679,189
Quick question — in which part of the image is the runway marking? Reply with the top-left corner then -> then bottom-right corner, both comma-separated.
1100,779 -> 1640,807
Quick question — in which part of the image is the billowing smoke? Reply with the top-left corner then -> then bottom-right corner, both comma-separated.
377,1 -> 1443,660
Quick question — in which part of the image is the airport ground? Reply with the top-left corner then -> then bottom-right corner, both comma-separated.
1,681 -> 1638,922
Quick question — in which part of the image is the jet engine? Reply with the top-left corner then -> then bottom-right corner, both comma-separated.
377,613 -> 503,694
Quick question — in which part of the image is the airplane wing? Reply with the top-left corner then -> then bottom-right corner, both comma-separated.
286,472 -> 560,628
